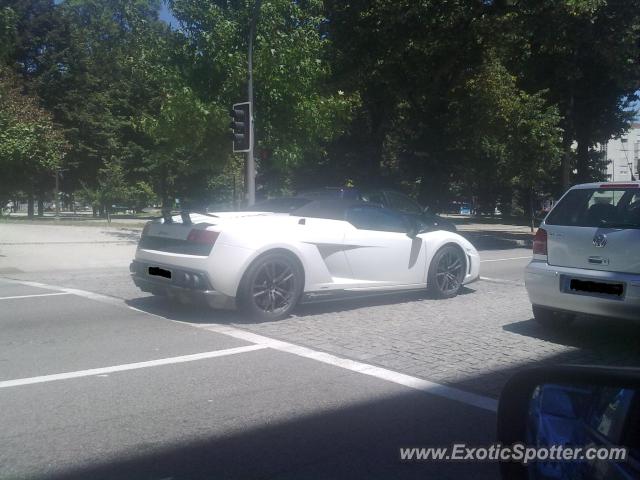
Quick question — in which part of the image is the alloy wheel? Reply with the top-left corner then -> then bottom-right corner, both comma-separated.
434,249 -> 465,295
251,260 -> 297,314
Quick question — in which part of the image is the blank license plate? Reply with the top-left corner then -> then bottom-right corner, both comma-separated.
569,279 -> 624,297
148,266 -> 172,279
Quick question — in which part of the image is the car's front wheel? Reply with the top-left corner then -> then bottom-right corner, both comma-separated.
238,252 -> 304,320
427,245 -> 466,299
532,305 -> 575,328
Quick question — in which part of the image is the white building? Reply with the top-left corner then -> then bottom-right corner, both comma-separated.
604,122 -> 640,181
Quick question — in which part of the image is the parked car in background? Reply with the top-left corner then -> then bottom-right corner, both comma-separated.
459,203 -> 472,215
242,196 -> 312,213
296,187 -> 457,232
360,188 -> 458,232
526,181 -> 640,326
296,187 -> 361,200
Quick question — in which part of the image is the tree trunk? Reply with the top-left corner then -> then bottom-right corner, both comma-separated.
27,193 -> 34,218
561,88 -> 575,192
561,137 -> 573,192
159,166 -> 172,218
576,138 -> 590,184
529,188 -> 536,233
37,198 -> 44,217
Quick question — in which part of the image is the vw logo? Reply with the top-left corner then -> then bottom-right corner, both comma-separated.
593,233 -> 608,248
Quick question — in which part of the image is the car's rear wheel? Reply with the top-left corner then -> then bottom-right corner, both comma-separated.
532,305 -> 575,328
238,252 -> 304,320
427,245 -> 466,299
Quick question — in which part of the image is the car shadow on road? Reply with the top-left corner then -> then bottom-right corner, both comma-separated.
43,389 -> 499,480
126,294 -> 640,404
428,317 -> 640,399
102,228 -> 142,243
503,316 -> 640,366
125,287 -> 477,325
294,287 -> 476,318
126,296 -> 238,323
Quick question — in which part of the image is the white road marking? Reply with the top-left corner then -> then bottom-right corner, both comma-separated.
0,344 -> 267,389
480,256 -> 531,263
1,278 -> 499,412
201,325 -> 498,413
0,292 -> 71,301
480,276 -> 524,286
0,278 -> 125,307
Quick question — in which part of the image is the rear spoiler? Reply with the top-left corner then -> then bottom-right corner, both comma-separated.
161,209 -> 218,224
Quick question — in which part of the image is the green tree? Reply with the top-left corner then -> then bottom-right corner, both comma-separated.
0,67 -> 67,215
2,1 -> 170,212
447,54 -> 562,222
0,6 -> 16,61
498,0 -> 640,187
170,0 -> 357,196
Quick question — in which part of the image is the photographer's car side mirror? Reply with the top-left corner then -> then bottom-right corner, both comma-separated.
497,365 -> 640,480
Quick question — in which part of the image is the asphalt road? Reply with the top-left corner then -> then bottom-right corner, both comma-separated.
1,278 -> 497,480
3,225 -> 640,480
479,248 -> 530,283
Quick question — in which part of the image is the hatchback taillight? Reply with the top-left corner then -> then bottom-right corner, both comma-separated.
187,229 -> 220,245
532,228 -> 548,256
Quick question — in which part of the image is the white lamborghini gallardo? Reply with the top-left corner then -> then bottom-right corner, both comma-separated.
131,199 -> 480,319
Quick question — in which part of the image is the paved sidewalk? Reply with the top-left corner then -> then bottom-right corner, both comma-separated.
457,224 -> 534,249
0,223 -> 140,273
456,223 -> 534,234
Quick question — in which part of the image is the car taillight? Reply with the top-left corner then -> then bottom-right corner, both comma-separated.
532,228 -> 548,256
187,229 -> 220,245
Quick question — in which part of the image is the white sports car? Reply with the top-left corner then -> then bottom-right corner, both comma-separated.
130,199 -> 480,319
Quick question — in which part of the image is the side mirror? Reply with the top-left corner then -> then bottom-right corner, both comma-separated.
497,366 -> 640,480
406,223 -> 419,238
406,217 -> 427,238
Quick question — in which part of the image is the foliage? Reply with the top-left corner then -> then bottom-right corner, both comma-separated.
447,54 -> 562,212
0,67 -> 67,208
498,0 -> 640,186
2,0 -> 639,215
170,0 -> 358,195
0,6 -> 16,62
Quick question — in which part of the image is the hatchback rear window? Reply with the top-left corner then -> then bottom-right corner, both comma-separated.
546,188 -> 640,229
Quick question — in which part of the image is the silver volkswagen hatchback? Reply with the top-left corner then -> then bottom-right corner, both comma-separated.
526,182 -> 640,327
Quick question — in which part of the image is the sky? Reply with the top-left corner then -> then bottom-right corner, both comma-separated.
159,1 -> 178,27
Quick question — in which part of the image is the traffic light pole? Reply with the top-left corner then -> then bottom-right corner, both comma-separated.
245,0 -> 261,206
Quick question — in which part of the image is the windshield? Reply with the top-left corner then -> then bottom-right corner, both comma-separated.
546,188 -> 640,229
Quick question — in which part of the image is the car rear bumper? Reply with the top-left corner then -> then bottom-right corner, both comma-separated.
525,260 -> 640,320
130,260 -> 235,309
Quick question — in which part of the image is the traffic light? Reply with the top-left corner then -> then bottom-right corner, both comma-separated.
230,102 -> 251,152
